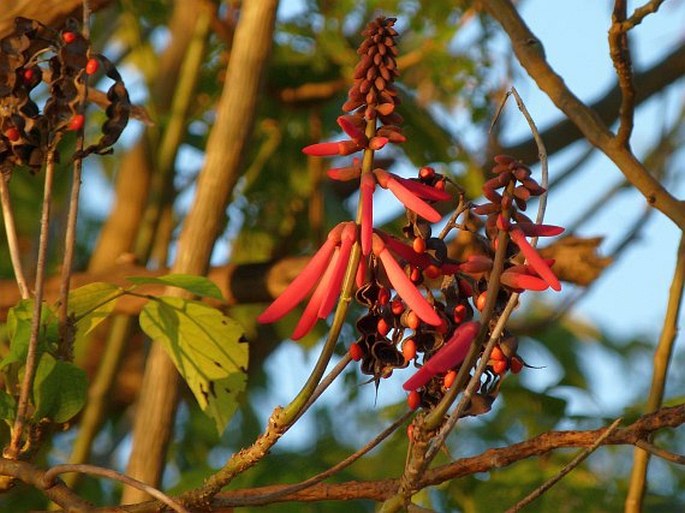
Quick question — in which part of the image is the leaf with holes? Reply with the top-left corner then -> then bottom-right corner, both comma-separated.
139,297 -> 248,433
128,274 -> 224,301
33,353 -> 87,423
67,282 -> 122,335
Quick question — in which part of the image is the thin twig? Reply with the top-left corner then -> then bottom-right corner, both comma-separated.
504,417 -> 623,513
625,233 -> 685,512
609,0 -> 636,145
0,171 -> 30,299
635,439 -> 685,465
621,0 -> 666,31
43,463 -> 190,513
229,411 -> 412,507
58,2 -> 91,359
6,146 -> 58,459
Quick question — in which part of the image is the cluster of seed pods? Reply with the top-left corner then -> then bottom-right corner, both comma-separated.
0,17 -> 130,173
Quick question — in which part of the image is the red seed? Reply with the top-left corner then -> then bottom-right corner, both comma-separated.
435,179 -> 446,191
4,127 -> 20,142
67,114 -> 85,131
378,287 -> 390,305
419,166 -> 435,180
475,292 -> 487,311
407,390 -> 421,410
443,369 -> 457,389
391,299 -> 405,316
424,264 -> 441,280
492,359 -> 507,375
377,318 -> 390,337
452,304 -> 467,324
85,58 -> 99,75
405,310 -> 420,330
62,31 -> 77,44
412,237 -> 426,254
490,345 -> 505,361
402,338 -> 417,361
22,68 -> 34,82
410,267 -> 422,283
349,342 -> 364,361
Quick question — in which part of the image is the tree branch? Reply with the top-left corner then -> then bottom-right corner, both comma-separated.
478,0 -> 685,230
14,404 -> 685,512
494,42 -> 685,163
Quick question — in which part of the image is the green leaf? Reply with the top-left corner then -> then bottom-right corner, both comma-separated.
1,300 -> 58,370
32,353 -> 87,423
139,297 -> 248,433
67,282 -> 121,335
0,390 -> 16,422
128,274 -> 224,301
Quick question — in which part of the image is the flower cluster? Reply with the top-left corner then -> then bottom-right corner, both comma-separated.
258,17 -> 564,415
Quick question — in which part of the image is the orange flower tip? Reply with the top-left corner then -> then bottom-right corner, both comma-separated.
336,115 -> 367,143
303,141 -> 341,156
493,154 -> 516,165
341,222 -> 358,242
372,167 -> 390,187
369,136 -> 389,151
500,271 -> 549,291
371,233 -> 386,255
459,254 -> 493,274
327,166 -> 361,181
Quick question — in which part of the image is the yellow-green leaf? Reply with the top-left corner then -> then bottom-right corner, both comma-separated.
139,297 -> 248,433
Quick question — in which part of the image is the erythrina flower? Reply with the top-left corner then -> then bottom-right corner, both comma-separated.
257,222 -> 359,340
371,233 -> 441,326
373,168 -> 449,223
508,226 -> 561,291
402,321 -> 480,391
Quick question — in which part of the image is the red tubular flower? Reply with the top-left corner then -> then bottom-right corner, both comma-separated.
303,140 -> 361,157
337,115 -> 368,146
257,222 -> 359,340
327,160 -> 361,181
500,266 -> 549,291
372,234 -> 441,326
509,227 -> 561,291
402,321 -> 480,391
375,232 -> 432,269
291,248 -> 342,340
514,222 -> 565,237
373,168 -> 443,223
458,254 -> 493,275
318,223 -> 357,317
